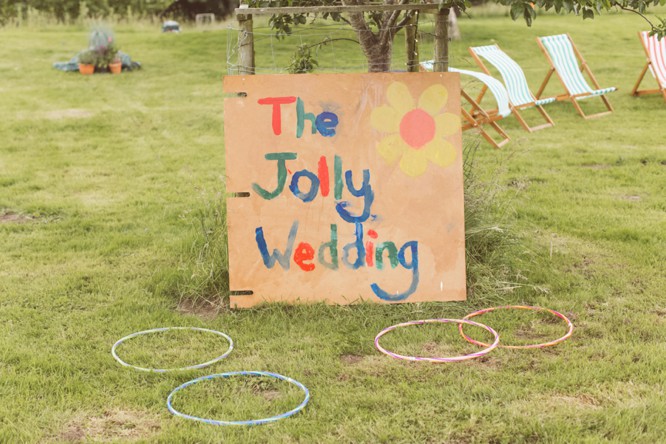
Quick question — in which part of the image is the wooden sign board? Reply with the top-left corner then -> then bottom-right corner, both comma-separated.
224,72 -> 466,308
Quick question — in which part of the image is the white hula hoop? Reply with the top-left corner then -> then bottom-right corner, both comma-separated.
111,327 -> 234,372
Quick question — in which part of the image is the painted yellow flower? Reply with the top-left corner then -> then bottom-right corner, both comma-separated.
370,82 -> 460,177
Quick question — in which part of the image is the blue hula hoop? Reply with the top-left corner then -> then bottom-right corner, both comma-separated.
166,371 -> 310,426
111,327 -> 234,372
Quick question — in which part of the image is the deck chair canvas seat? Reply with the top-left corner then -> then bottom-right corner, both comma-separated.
631,31 -> 666,101
536,34 -> 616,119
421,60 -> 512,148
469,44 -> 555,132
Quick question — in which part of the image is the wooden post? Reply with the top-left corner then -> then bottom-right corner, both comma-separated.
237,12 -> 255,75
433,8 -> 449,72
405,13 -> 419,72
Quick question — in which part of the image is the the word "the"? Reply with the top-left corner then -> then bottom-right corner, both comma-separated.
258,96 -> 339,138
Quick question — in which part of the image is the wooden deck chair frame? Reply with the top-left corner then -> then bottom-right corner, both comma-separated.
468,45 -> 554,132
460,89 -> 510,149
420,61 -> 511,149
535,33 -> 614,119
631,31 -> 666,102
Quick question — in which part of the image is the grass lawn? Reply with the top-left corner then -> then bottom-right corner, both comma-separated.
1,8 -> 665,443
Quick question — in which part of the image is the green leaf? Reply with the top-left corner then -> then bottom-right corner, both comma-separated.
510,2 -> 523,20
550,0 -> 563,13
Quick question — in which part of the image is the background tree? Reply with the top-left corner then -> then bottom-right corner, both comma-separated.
160,0 -> 238,19
250,0 -> 666,72
0,0 -> 239,23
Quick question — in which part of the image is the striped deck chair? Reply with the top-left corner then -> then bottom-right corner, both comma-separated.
469,44 -> 555,132
631,31 -> 666,101
421,60 -> 512,148
536,34 -> 616,119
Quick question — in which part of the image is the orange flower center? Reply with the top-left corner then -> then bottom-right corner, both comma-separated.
399,108 -> 435,149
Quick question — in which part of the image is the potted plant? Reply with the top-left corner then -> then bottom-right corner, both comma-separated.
78,50 -> 95,75
93,42 -> 119,73
109,53 -> 122,74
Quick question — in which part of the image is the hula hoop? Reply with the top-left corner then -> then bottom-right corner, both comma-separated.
460,305 -> 574,349
166,371 -> 310,426
374,319 -> 500,362
111,327 -> 234,372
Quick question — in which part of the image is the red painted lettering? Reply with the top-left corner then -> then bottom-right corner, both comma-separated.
318,156 -> 330,197
294,242 -> 316,271
258,96 -> 297,135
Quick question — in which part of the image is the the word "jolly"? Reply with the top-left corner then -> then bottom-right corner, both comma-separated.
253,152 -> 374,224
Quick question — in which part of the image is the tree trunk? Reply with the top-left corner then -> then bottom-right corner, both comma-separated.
363,40 -> 393,72
347,11 -> 394,72
405,14 -> 419,72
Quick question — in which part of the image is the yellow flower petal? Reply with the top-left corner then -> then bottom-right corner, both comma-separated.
371,106 -> 402,133
434,113 -> 461,138
377,134 -> 406,164
424,140 -> 457,168
418,84 -> 449,115
386,82 -> 414,115
399,149 -> 429,177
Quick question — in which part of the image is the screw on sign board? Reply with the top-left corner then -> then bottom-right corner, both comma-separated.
224,72 -> 466,308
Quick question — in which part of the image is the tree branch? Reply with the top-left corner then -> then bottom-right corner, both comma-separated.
341,0 -> 374,34
300,37 -> 361,50
390,0 -> 413,38
612,1 -> 656,29
338,15 -> 352,26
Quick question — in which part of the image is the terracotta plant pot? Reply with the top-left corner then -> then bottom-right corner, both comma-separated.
109,62 -> 122,74
79,63 -> 94,75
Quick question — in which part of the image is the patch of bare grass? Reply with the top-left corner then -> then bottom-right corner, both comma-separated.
510,393 -> 602,418
176,297 -> 222,320
340,354 -> 364,365
621,195 -> 641,202
57,409 -> 161,443
43,109 -> 94,120
0,211 -> 35,224
581,163 -> 611,170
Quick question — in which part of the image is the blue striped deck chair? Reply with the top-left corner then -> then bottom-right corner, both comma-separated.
421,60 -> 511,148
469,44 -> 555,132
536,34 -> 616,119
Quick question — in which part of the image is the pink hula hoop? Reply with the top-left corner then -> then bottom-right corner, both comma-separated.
459,305 -> 574,349
374,318 -> 500,363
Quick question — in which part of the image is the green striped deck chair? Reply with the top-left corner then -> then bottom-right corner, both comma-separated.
469,44 -> 555,132
536,34 -> 616,119
421,61 -> 512,148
